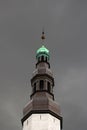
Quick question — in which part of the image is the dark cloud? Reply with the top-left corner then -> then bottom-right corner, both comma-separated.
0,0 -> 87,130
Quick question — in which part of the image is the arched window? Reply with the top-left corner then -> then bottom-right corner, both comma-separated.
45,57 -> 47,62
33,83 -> 36,93
38,57 -> 40,62
40,80 -> 44,90
47,82 -> 51,93
41,56 -> 44,61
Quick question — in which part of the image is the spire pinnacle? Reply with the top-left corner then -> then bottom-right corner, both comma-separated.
41,29 -> 45,40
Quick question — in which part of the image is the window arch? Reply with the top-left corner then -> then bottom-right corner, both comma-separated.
45,57 -> 47,62
41,56 -> 44,61
38,57 -> 40,62
33,83 -> 36,93
47,82 -> 51,93
40,80 -> 44,90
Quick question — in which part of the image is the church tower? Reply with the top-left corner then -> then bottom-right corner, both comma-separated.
21,32 -> 63,130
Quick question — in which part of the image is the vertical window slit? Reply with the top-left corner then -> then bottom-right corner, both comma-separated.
40,80 -> 44,90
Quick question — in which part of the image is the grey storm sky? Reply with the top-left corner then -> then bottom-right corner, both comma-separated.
0,0 -> 87,130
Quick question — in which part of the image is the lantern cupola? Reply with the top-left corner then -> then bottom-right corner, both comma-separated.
36,45 -> 50,62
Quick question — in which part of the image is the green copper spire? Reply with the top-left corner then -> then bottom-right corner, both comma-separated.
36,45 -> 50,60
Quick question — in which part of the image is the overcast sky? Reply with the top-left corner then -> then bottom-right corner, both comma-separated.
0,0 -> 87,130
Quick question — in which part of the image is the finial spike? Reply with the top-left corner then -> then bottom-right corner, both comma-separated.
41,28 -> 45,40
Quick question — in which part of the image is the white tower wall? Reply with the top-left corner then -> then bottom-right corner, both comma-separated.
23,113 -> 60,130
